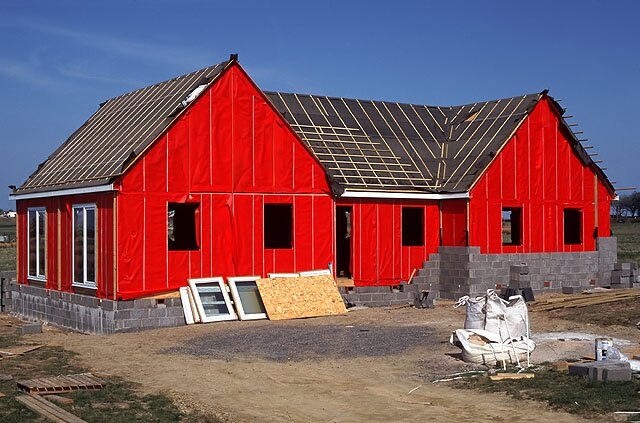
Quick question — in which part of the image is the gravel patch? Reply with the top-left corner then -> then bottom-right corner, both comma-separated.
166,324 -> 436,362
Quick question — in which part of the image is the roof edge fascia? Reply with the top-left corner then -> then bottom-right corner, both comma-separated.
340,189 -> 469,200
9,184 -> 114,201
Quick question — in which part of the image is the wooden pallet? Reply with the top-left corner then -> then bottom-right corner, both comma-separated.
16,394 -> 86,423
17,373 -> 106,394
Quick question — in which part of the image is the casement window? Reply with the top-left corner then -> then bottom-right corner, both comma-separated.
28,208 -> 46,279
564,208 -> 582,245
168,203 -> 199,251
402,207 -> 424,247
188,277 -> 237,323
73,204 -> 97,287
227,276 -> 267,321
502,208 -> 522,246
264,204 -> 293,249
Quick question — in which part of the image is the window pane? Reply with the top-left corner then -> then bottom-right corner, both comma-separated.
86,208 -> 96,283
198,284 -> 230,316
73,208 -> 84,283
235,281 -> 266,315
38,211 -> 46,277
28,211 -> 36,277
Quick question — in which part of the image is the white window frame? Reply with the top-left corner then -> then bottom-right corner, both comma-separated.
72,204 -> 97,289
27,207 -> 46,280
188,277 -> 237,323
267,273 -> 300,278
228,276 -> 267,321
299,269 -> 331,277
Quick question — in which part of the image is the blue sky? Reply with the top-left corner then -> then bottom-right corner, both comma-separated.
1,0 -> 638,210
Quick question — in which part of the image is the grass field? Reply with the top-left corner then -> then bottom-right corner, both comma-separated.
0,219 -> 638,272
611,220 -> 640,264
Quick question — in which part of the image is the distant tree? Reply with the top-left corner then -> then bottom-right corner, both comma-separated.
617,192 -> 640,218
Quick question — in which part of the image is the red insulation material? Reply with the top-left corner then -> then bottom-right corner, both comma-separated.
345,199 -> 440,286
469,97 -> 612,253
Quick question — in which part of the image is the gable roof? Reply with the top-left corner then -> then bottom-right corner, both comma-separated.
12,58 -> 614,199
14,59 -> 232,195
266,92 -> 542,194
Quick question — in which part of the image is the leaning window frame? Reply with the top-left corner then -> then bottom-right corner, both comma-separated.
188,277 -> 237,323
227,276 -> 267,321
27,207 -> 47,280
72,203 -> 97,289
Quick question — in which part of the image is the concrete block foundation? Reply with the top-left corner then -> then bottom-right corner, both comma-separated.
3,280 -> 185,334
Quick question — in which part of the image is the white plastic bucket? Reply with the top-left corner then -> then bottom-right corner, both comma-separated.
595,338 -> 613,361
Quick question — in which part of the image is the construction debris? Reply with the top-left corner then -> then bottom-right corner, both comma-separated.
0,344 -> 42,358
17,373 -> 107,394
489,372 -> 535,381
529,288 -> 640,311
16,394 -> 87,423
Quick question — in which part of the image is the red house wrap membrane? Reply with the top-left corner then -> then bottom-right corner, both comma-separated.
339,199 -> 441,286
468,98 -> 612,253
11,58 -> 616,300
116,66 -> 334,299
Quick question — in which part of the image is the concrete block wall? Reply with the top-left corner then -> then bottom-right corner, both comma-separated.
5,280 -> 185,334
432,237 -> 616,300
597,237 -> 617,287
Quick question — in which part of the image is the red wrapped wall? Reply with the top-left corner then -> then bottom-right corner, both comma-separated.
343,199 -> 440,286
15,193 -> 115,298
469,97 -> 613,253
116,64 -> 334,299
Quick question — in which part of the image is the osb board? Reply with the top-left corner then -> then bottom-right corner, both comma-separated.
256,275 -> 347,320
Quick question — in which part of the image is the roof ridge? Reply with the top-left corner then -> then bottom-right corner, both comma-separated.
264,90 -> 544,111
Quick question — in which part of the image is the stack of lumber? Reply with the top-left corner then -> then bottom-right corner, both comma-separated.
529,288 -> 640,312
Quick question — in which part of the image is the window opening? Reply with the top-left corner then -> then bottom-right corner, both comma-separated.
564,208 -> 582,245
28,208 -> 46,279
502,208 -> 522,246
168,203 -> 199,251
402,207 -> 424,247
73,204 -> 96,287
264,204 -> 293,249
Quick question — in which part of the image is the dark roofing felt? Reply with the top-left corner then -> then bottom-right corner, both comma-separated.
15,60 -> 609,196
266,92 -> 541,193
15,60 -> 230,194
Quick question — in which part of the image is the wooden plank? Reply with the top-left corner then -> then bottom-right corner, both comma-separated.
256,275 -> 347,320
44,395 -> 75,405
16,394 -> 87,423
140,290 -> 181,300
489,373 -> 535,381
0,391 -> 5,398
0,344 -> 43,357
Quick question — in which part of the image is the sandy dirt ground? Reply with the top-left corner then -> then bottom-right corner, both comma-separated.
9,300 -> 640,423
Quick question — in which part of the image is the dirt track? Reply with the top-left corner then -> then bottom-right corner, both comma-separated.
13,301 -> 640,422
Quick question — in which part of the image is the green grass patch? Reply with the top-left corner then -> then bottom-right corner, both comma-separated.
612,221 -> 640,264
453,367 -> 640,417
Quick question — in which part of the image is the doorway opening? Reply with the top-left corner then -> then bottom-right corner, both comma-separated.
336,206 -> 352,279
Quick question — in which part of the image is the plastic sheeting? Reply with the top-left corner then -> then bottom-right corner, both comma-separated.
469,97 -> 613,254
116,65 -> 334,299
344,199 -> 440,286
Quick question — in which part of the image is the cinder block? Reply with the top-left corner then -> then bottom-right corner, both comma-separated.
603,366 -> 632,382
562,286 -> 580,294
18,322 -> 42,334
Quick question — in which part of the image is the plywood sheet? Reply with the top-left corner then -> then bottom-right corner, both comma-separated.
255,275 -> 346,320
